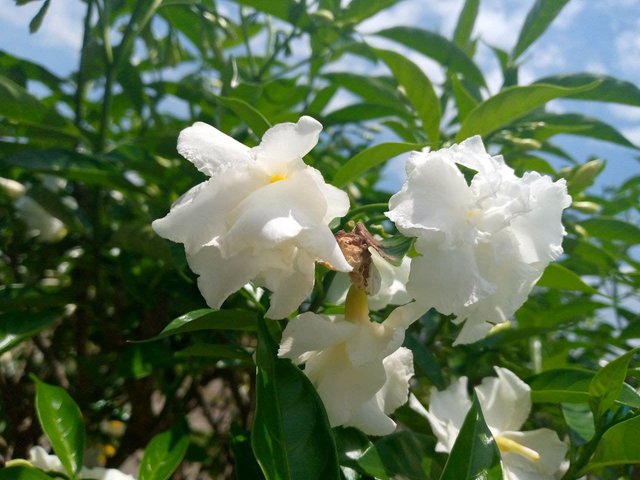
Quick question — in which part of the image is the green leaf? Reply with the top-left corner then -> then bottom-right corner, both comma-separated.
535,73 -> 640,107
0,310 -> 59,355
451,75 -> 479,122
251,317 -> 340,480
586,415 -> 640,471
580,218 -> 640,244
0,467 -> 53,480
440,396 -> 502,480
324,103 -> 410,125
174,343 -> 253,364
218,96 -> 271,137
359,431 -> 436,480
322,73 -> 402,110
455,82 -> 599,141
234,0 -> 306,25
589,349 -> 637,418
230,425 -> 265,480
375,27 -> 486,87
536,263 -> 598,294
34,379 -> 85,477
528,368 -> 640,407
513,0 -> 571,58
0,75 -> 77,136
136,309 -> 257,342
28,0 -> 51,33
378,234 -> 415,266
341,0 -> 401,23
333,142 -> 420,187
375,49 -> 441,144
405,333 -> 446,390
562,403 -> 594,444
453,0 -> 480,51
138,429 -> 189,480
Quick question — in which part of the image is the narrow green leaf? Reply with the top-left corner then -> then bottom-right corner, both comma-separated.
580,218 -> 640,244
536,263 -> 598,294
0,50 -> 61,91
0,467 -> 53,480
34,379 -> 85,477
138,429 -> 189,480
535,73 -> 640,107
440,396 -> 502,480
28,0 -> 51,33
359,431 -> 436,480
586,415 -> 640,471
375,27 -> 486,87
341,0 -> 400,23
324,103 -> 410,125
453,0 -> 480,51
513,0 -> 571,58
378,234 -> 415,267
375,48 -> 441,144
0,310 -> 59,355
455,82 -> 599,141
218,96 -> 271,137
174,343 -> 253,363
322,73 -> 402,110
333,142 -> 420,187
135,309 -> 258,342
589,349 -> 637,418
251,317 -> 340,480
451,75 -> 479,122
234,0 -> 306,25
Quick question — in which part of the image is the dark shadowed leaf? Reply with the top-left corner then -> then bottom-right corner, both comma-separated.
0,310 -> 60,355
0,467 -> 53,480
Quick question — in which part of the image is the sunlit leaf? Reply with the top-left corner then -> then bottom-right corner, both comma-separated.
139,428 -> 189,480
536,263 -> 598,294
513,0 -> 571,58
586,415 -> 640,471
589,348 -> 637,418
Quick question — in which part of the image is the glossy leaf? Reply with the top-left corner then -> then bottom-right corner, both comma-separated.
513,0 -> 571,58
535,73 -> 640,107
34,379 -> 85,477
375,27 -> 486,87
455,82 -> 599,141
375,48 -> 441,144
251,317 -> 340,480
536,263 -> 598,294
562,403 -> 595,444
586,415 -> 640,471
359,431 -> 436,480
440,396 -> 502,480
137,309 -> 257,342
174,343 -> 253,363
230,425 -> 265,480
589,348 -> 637,418
139,429 -> 189,480
0,310 -> 59,355
333,142 -> 420,187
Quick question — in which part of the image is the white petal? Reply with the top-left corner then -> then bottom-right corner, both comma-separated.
29,446 -> 65,474
177,121 -> 251,177
278,312 -> 357,359
346,397 -> 397,436
186,246 -> 261,309
510,174 -> 571,264
345,320 -> 401,366
500,429 -> 568,479
306,346 -> 387,426
297,226 -> 352,272
387,154 -> 473,242
383,301 -> 427,330
475,367 -> 531,433
254,116 -> 322,171
422,378 -> 472,453
262,250 -> 317,319
379,347 -> 414,414
368,249 -> 413,310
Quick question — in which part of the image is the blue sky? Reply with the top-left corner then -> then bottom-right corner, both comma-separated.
1,0 -> 639,191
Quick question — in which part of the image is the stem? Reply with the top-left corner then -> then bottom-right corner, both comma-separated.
240,8 -> 258,78
74,0 -> 94,130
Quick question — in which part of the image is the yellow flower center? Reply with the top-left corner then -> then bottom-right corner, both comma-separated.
345,285 -> 369,324
269,173 -> 287,183
495,435 -> 540,462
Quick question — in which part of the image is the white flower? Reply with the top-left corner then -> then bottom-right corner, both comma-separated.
29,446 -> 136,480
152,116 -> 351,319
414,367 -> 567,480
278,287 -> 422,435
386,136 -> 571,344
326,248 -> 412,310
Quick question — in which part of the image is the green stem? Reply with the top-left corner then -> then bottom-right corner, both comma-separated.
74,0 -> 94,131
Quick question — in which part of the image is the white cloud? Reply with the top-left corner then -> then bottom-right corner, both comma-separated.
609,104 -> 640,122
615,20 -> 640,74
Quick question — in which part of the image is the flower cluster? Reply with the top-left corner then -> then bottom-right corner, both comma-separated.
415,367 -> 567,480
154,118 -> 571,447
387,136 -> 571,344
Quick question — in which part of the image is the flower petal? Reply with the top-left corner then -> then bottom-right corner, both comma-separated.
346,397 -> 397,436
500,429 -> 568,479
368,249 -> 412,310
278,312 -> 357,360
297,226 -> 352,272
345,320 -> 401,366
254,116 -> 322,171
380,347 -> 414,415
177,121 -> 252,177
475,367 -> 531,433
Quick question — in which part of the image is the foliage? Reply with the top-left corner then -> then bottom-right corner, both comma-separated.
0,0 -> 638,478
